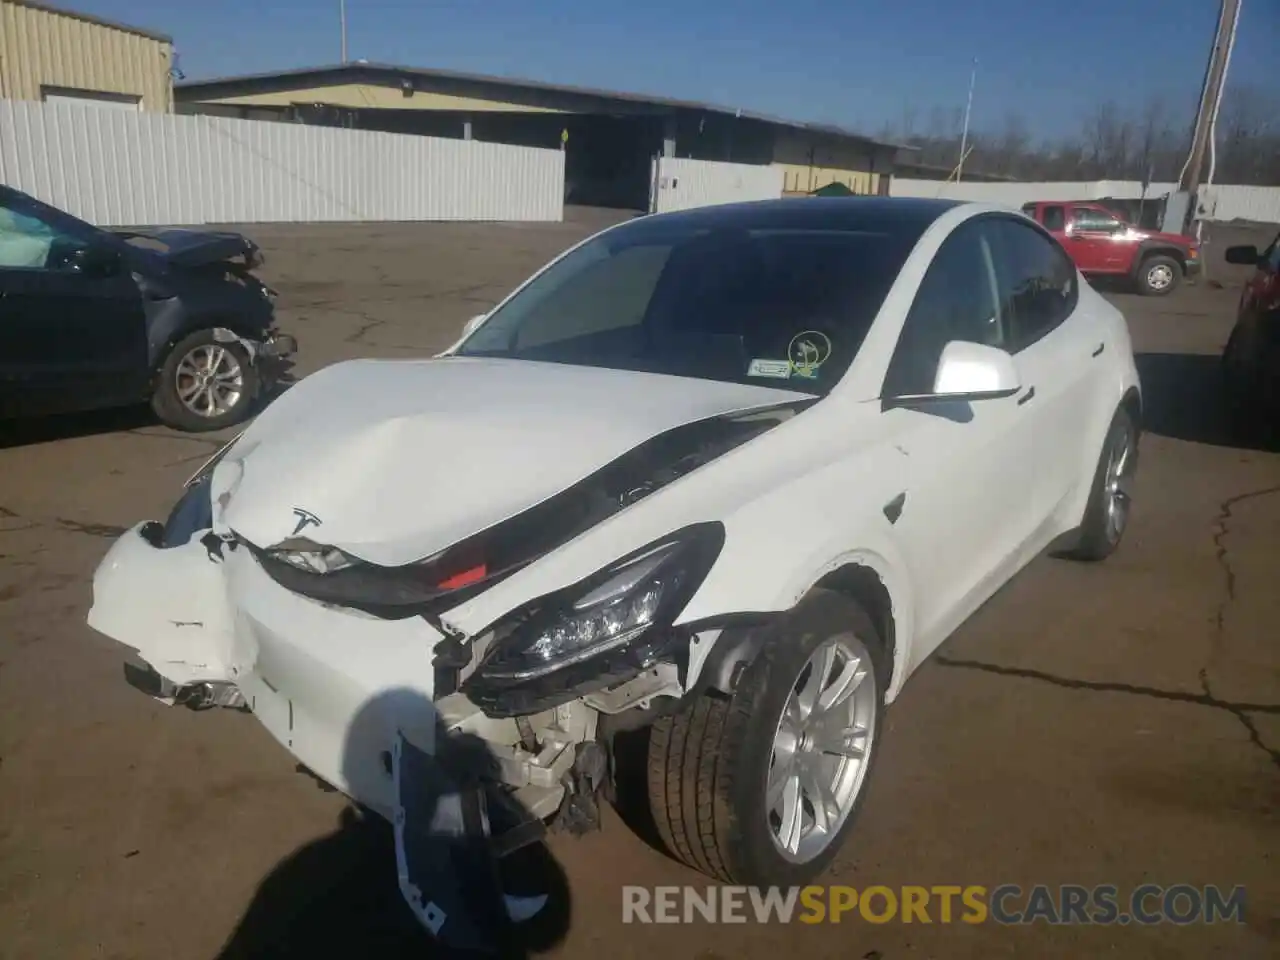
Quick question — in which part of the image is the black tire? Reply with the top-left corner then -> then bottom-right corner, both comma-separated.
646,589 -> 887,885
152,329 -> 259,433
1065,405 -> 1138,561
1137,254 -> 1181,296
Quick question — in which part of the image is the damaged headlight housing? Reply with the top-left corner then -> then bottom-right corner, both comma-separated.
465,523 -> 723,710
266,539 -> 359,574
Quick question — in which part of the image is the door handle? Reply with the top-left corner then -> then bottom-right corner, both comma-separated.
1091,343 -> 1105,358
1017,386 -> 1036,406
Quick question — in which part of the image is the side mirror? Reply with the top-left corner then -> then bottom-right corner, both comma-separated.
461,313 -> 487,337
1224,245 -> 1259,266
932,341 -> 1020,399
887,341 -> 1021,407
68,245 -> 121,278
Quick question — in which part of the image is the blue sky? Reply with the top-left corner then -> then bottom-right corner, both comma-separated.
78,0 -> 1277,138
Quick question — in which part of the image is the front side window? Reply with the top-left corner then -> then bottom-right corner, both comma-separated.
1071,206 -> 1124,233
459,221 -> 914,394
987,219 -> 1077,350
881,220 -> 1004,398
0,195 -> 89,271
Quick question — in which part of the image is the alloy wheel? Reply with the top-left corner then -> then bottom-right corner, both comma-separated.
175,344 -> 244,418
1146,263 -> 1174,291
1104,421 -> 1135,543
766,633 -> 878,864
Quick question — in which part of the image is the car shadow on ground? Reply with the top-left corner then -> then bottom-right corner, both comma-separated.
607,725 -> 670,859
1135,352 -> 1279,454
0,379 -> 296,450
215,690 -> 571,960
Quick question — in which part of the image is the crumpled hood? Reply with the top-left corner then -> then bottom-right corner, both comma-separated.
114,228 -> 263,268
212,356 -> 804,566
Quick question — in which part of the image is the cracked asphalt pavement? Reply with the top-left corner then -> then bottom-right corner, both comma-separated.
0,211 -> 1276,959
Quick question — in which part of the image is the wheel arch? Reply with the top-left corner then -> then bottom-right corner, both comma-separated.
688,551 -> 913,705
1134,242 -> 1187,276
1121,384 -> 1142,429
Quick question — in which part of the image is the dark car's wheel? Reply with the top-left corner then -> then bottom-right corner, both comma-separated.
647,589 -> 886,885
1065,405 -> 1138,561
152,329 -> 259,432
1137,254 -> 1181,296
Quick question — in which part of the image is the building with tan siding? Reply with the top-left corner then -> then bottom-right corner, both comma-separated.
0,0 -> 173,112
177,62 -> 908,209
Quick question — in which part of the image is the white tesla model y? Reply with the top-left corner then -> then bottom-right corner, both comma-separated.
89,198 -> 1140,949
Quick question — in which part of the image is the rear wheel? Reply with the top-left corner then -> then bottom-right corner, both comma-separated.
1066,405 -> 1138,561
1138,255 -> 1181,296
646,589 -> 886,884
152,329 -> 259,432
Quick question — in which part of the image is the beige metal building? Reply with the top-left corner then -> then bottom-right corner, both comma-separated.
0,0 -> 173,111
177,63 -> 905,209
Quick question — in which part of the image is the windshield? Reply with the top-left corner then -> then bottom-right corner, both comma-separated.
457,219 -> 913,394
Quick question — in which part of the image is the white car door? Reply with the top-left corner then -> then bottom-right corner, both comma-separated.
879,218 -> 1043,668
984,218 -> 1103,522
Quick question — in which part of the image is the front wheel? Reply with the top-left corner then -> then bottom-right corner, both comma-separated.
152,329 -> 259,432
1137,255 -> 1181,296
646,589 -> 886,885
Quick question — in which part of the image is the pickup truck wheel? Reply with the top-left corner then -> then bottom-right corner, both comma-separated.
152,329 -> 259,433
646,589 -> 886,885
1138,255 -> 1180,296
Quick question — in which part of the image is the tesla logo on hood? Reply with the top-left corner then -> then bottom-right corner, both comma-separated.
290,508 -> 321,535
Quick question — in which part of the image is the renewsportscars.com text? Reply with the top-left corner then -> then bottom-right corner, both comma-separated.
622,884 -> 1246,925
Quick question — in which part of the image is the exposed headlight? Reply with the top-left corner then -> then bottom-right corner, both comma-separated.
464,523 -> 723,712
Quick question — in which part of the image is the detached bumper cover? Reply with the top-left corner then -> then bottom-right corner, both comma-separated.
87,524 -> 548,951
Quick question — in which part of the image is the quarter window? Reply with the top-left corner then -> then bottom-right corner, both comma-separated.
986,219 -> 1077,351
882,221 -> 1005,398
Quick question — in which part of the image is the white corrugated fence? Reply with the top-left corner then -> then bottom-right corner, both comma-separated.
889,177 -> 1280,224
0,99 -> 565,225
650,157 -> 784,214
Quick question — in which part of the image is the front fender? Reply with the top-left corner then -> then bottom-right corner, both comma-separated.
677,525 -> 916,702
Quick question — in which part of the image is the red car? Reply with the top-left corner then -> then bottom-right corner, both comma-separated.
1022,201 -> 1200,296
1223,230 -> 1280,437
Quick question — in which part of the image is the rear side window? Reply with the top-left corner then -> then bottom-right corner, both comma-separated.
985,219 -> 1077,351
1071,206 -> 1123,233
882,221 -> 1005,398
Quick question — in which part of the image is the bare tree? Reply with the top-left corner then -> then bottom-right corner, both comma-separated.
885,86 -> 1280,186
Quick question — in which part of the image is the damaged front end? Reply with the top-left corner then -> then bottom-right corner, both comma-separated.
87,401 -> 797,951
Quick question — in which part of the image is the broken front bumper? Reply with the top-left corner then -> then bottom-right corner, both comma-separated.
88,523 -> 579,949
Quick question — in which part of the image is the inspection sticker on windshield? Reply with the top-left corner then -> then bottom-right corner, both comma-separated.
788,331 -> 832,380
747,358 -> 793,380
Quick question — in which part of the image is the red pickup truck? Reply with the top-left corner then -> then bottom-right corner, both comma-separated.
1021,201 -> 1200,296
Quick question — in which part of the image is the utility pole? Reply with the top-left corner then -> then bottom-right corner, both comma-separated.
956,58 -> 977,183
340,0 -> 348,63
1178,0 -> 1241,196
